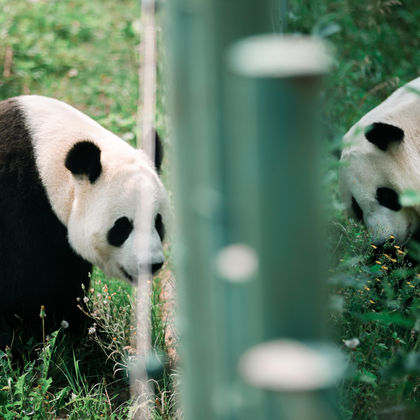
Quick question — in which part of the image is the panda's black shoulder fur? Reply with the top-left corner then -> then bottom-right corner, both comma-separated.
0,98 -> 91,347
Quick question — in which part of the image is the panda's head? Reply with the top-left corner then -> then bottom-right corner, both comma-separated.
63,135 -> 168,282
339,121 -> 420,246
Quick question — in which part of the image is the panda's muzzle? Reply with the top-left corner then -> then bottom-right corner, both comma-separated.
120,266 -> 134,282
152,261 -> 163,273
120,262 -> 164,282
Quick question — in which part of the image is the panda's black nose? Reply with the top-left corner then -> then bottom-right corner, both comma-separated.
152,262 -> 164,274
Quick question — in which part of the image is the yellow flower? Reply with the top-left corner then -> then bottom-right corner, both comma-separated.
371,244 -> 377,249
381,265 -> 389,270
376,278 -> 381,282
397,250 -> 405,255
375,260 -> 382,265
369,299 -> 375,304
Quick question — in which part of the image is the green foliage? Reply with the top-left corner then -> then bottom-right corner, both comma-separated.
287,0 -> 420,417
0,331 -> 67,418
328,224 -> 420,418
0,270 -> 176,418
0,0 -> 140,140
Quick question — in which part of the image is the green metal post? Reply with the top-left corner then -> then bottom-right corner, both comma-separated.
166,2 -> 271,419
166,2 -> 341,420
225,35 -> 342,420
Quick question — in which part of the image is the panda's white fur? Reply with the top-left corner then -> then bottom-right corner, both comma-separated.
19,95 -> 169,280
340,78 -> 420,245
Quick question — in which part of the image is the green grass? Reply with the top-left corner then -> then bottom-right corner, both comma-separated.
0,0 -> 141,141
0,0 -> 176,418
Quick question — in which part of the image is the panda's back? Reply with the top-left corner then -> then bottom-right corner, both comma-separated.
0,98 -> 91,336
343,77 -> 420,153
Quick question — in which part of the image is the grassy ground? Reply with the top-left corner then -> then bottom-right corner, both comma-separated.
288,1 -> 420,418
1,0 -> 420,419
0,0 -> 175,418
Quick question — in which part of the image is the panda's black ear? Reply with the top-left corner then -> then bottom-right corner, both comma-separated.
154,130 -> 164,173
65,141 -> 102,183
365,122 -> 404,151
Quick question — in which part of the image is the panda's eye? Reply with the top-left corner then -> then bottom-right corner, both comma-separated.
376,187 -> 401,211
351,196 -> 363,221
107,217 -> 133,247
155,213 -> 165,241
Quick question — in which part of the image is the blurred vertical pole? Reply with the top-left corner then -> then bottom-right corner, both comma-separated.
225,36 -> 341,420
166,1 -> 271,419
138,0 -> 157,154
132,0 -> 156,417
166,1 -> 340,420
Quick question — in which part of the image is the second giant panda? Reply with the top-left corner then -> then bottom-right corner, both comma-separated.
0,95 -> 169,345
340,77 -> 420,246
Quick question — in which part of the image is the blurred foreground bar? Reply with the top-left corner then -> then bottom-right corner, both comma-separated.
167,1 -> 342,419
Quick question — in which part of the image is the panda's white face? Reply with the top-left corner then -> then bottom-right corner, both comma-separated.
19,95 -> 169,282
339,79 -> 420,246
340,146 -> 420,245
66,149 -> 169,281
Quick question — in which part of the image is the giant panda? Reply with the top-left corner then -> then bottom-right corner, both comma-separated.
339,77 -> 420,246
0,95 -> 169,345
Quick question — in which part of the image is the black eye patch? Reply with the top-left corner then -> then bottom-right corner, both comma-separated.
376,187 -> 401,211
155,213 -> 165,241
351,196 -> 363,221
364,122 -> 404,151
107,217 -> 133,247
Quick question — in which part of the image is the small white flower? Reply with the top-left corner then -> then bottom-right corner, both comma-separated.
68,68 -> 79,78
88,326 -> 96,335
83,296 -> 89,304
343,338 -> 360,349
61,320 -> 69,329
